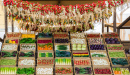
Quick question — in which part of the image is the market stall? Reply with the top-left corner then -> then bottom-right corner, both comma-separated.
0,0 -> 130,75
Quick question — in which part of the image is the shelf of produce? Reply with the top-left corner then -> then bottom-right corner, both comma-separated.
108,50 -> 127,58
93,66 -> 112,75
103,37 -> 121,45
1,43 -> 18,51
37,43 -> 53,51
6,32 -> 21,39
73,57 -> 91,66
89,44 -> 106,51
20,38 -> 36,44
106,44 -> 124,51
37,32 -> 52,38
55,58 -> 72,66
55,50 -> 71,58
0,66 -> 17,75
102,32 -> 119,38
72,51 -> 89,58
87,38 -> 104,45
71,43 -> 88,51
86,33 -> 100,38
19,51 -> 35,58
0,58 -> 17,66
1,50 -> 18,58
112,68 -> 130,75
20,43 -> 36,51
4,38 -> 19,44
54,37 -> 70,43
90,50 -> 108,58
110,58 -> 129,67
18,58 -> 35,66
74,65 -> 93,75
37,58 -> 54,66
92,58 -> 110,66
37,38 -> 52,44
70,32 -> 85,38
36,66 -> 53,75
55,43 -> 70,51
54,32 -> 69,38
55,66 -> 73,75
38,51 -> 54,58
21,33 -> 35,38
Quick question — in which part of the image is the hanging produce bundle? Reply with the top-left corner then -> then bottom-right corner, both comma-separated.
3,0 -> 124,32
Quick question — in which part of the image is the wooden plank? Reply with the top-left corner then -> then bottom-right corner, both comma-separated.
113,7 -> 116,32
5,7 -> 8,34
123,20 -> 130,26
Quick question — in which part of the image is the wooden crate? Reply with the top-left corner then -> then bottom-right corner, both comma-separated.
54,32 -> 69,38
36,66 -> 53,75
1,43 -> 18,51
108,50 -> 126,58
37,38 -> 52,44
55,58 -> 72,66
1,50 -> 17,59
103,37 -> 121,45
37,58 -> 54,66
110,58 -> 129,67
72,50 -> 89,58
6,32 -> 21,39
37,43 -> 53,51
19,38 -> 36,44
92,58 -> 110,66
54,37 -> 70,44
102,32 -> 119,38
71,38 -> 87,44
17,66 -> 35,75
0,66 -> 17,75
89,44 -> 106,51
55,43 -> 70,51
0,58 -> 17,66
55,50 -> 71,58
19,51 -> 35,59
20,43 -> 36,51
70,32 -> 85,38
90,50 -> 107,58
4,38 -> 19,44
55,66 -> 73,75
112,68 -> 130,75
71,43 -> 88,51
85,33 -> 100,38
74,65 -> 93,75
93,66 -> 112,75
87,38 -> 104,45
73,57 -> 91,66
18,58 -> 35,66
38,50 -> 54,58
21,32 -> 35,39
106,44 -> 124,51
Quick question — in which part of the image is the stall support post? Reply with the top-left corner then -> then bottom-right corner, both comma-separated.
113,7 -> 116,32
12,18 -> 14,32
102,18 -> 104,33
5,7 -> 8,34
117,29 -> 120,37
107,26 -> 109,32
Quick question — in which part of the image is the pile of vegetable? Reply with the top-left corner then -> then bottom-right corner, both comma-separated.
38,32 -> 52,38
75,67 -> 91,74
56,50 -> 71,57
107,44 -> 123,50
37,39 -> 52,43
0,59 -> 16,65
105,38 -> 120,44
39,52 -> 53,57
109,51 -> 125,57
93,59 -> 109,65
37,59 -> 53,65
55,58 -> 71,65
38,43 -> 53,50
55,67 -> 72,74
5,39 -> 18,44
37,67 -> 53,74
2,44 -> 17,50
16,67 -> 35,75
94,68 -> 111,74
54,33 -> 68,38
103,33 -> 118,38
0,67 -> 17,74
20,44 -> 36,50
74,59 -> 90,65
71,38 -> 86,44
20,38 -> 36,43
111,58 -> 128,65
55,45 -> 69,50
6,32 -> 21,38
91,52 -> 107,57
72,44 -> 86,50
73,52 -> 89,57
87,34 -> 100,38
113,68 -> 130,75
88,38 -> 103,44
19,51 -> 34,57
21,34 -> 35,38
70,33 -> 85,38
1,51 -> 17,57
90,44 -> 105,50
19,59 -> 35,65
55,38 -> 69,43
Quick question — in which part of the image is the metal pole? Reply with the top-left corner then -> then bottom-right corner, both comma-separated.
5,7 -> 8,34
113,7 -> 116,32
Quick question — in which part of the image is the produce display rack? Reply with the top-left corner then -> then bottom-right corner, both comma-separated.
0,32 -> 130,75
